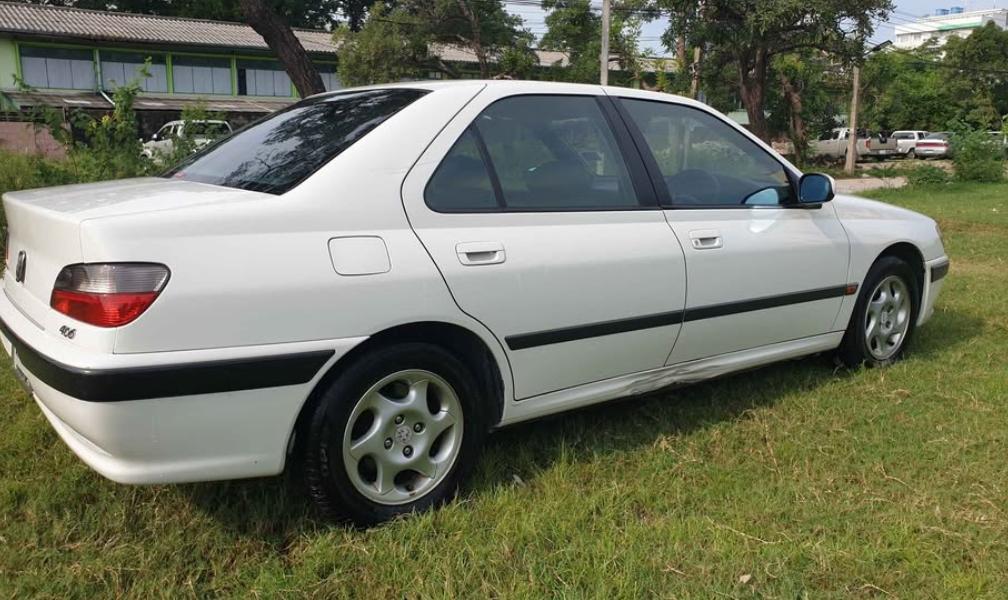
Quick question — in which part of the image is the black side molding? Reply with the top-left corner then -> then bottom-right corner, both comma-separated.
505,284 -> 857,351
506,310 -> 684,351
0,318 -> 333,403
682,285 -> 852,323
932,260 -> 950,282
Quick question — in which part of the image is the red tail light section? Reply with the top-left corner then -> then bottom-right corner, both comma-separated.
50,263 -> 169,327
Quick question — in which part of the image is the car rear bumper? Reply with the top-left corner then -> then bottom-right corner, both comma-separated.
919,256 -> 949,326
0,288 -> 365,484
916,148 -> 947,157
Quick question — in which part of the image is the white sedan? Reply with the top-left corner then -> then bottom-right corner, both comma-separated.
0,81 -> 948,526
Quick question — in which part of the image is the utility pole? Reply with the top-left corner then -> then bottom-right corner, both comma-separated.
844,64 -> 860,175
599,0 -> 611,85
845,40 -> 891,175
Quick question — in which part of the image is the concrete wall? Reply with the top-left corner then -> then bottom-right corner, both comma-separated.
0,122 -> 66,158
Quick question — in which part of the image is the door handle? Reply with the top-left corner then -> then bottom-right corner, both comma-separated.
688,229 -> 723,250
456,241 -> 506,265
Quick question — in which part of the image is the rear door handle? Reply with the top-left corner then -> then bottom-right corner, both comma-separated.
688,229 -> 723,250
456,241 -> 506,265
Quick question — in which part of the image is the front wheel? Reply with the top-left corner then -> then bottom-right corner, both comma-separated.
837,256 -> 920,368
301,343 -> 488,526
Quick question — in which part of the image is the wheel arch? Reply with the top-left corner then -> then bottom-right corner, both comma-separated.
287,321 -> 507,465
875,241 -> 926,299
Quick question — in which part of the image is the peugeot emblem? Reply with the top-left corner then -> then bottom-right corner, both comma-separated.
14,251 -> 26,283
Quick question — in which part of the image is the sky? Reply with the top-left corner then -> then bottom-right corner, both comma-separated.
504,0 -> 1006,56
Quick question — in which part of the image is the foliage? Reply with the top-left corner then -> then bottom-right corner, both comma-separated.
906,163 -> 950,187
334,0 -> 531,84
950,129 -> 1005,183
658,0 -> 894,141
943,22 -> 1008,128
333,4 -> 429,86
539,0 -> 653,84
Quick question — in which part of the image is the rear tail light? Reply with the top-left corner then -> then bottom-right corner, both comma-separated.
50,263 -> 170,328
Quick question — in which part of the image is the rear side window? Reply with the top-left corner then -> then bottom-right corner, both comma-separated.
166,89 -> 427,194
620,99 -> 794,207
426,95 -> 640,212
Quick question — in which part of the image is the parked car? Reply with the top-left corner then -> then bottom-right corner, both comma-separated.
891,130 -> 929,158
915,132 -> 951,158
141,119 -> 232,159
811,128 -> 900,160
1,81 -> 948,526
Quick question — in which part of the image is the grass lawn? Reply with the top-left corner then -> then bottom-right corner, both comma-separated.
1,183 -> 1006,598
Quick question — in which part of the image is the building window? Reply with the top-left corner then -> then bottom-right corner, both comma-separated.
20,46 -> 95,90
100,51 -> 168,93
172,56 -> 231,95
237,59 -> 291,97
317,64 -> 341,91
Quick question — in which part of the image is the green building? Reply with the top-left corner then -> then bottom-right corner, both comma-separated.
0,1 -> 672,154
0,0 -> 345,147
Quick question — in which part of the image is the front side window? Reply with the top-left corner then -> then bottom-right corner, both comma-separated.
166,88 -> 426,194
20,46 -> 95,90
426,95 -> 639,212
172,56 -> 231,95
101,51 -> 168,93
621,99 -> 794,207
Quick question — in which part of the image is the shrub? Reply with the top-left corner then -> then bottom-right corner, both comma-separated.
906,164 -> 950,186
0,150 -> 79,244
950,129 -> 1005,183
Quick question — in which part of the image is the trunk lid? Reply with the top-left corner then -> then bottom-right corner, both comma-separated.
2,177 -> 264,326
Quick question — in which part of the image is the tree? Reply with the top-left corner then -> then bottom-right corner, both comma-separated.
334,0 -> 532,84
659,0 -> 893,141
239,0 -> 325,97
769,53 -> 839,164
539,0 -> 653,84
858,45 -> 957,132
943,22 -> 1008,129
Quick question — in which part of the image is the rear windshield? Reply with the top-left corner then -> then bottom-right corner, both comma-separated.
165,88 -> 428,194
925,132 -> 948,140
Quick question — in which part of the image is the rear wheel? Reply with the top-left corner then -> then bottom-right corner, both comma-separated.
301,343 -> 488,526
906,148 -> 916,159
837,256 -> 920,367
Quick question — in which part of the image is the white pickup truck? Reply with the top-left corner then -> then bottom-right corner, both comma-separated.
812,128 -> 899,161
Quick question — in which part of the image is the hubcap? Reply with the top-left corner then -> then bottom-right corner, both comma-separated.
341,369 -> 463,505
864,275 -> 911,360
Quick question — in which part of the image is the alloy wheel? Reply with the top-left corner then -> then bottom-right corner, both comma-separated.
341,369 -> 463,505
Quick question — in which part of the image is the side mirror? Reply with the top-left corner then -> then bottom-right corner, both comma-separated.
798,173 -> 835,205
150,133 -> 159,142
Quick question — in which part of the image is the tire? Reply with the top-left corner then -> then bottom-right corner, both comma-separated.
301,343 -> 488,526
906,148 -> 916,160
837,256 -> 920,368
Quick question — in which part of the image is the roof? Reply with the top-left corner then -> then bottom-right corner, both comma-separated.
1,89 -> 293,113
0,2 -> 674,70
0,1 -> 337,55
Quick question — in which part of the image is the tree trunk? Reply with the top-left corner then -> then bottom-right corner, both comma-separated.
675,36 -> 687,70
455,0 -> 489,78
737,48 -> 769,142
779,72 -> 806,164
239,0 -> 325,97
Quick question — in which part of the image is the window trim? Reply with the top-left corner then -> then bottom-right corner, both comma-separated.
423,93 -> 661,214
612,96 -> 803,211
